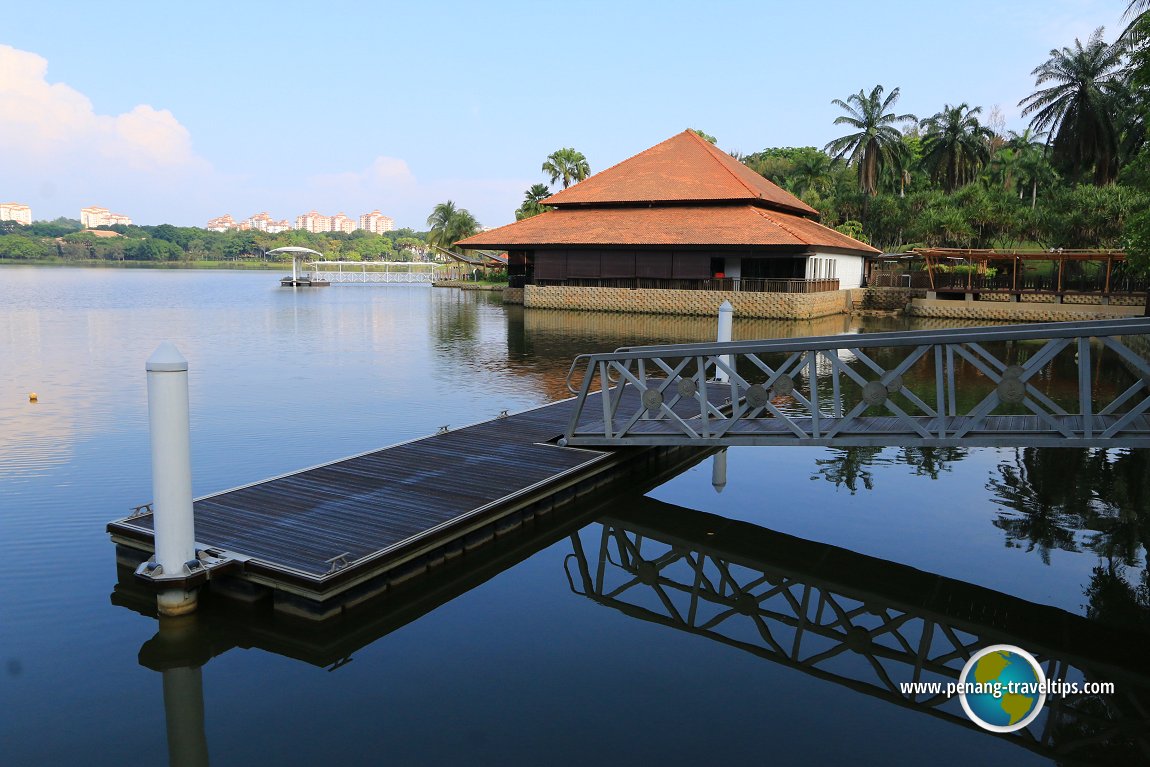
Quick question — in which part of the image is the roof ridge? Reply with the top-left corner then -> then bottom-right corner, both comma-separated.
542,133 -> 686,204
688,130 -> 765,201
754,207 -> 804,240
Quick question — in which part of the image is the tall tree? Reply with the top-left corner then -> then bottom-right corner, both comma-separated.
1018,28 -> 1128,185
824,85 -> 915,197
919,103 -> 994,192
541,148 -> 591,189
515,184 -> 554,220
426,201 -> 479,249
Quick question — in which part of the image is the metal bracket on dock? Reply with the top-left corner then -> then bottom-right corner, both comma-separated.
325,552 -> 353,573
134,548 -> 240,590
127,502 -> 154,519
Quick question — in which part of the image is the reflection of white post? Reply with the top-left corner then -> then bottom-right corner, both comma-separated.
711,449 -> 728,493
163,665 -> 210,767
147,342 -> 198,616
716,301 -> 734,383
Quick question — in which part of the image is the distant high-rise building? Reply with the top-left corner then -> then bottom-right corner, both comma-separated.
81,206 -> 132,228
330,212 -> 356,234
206,214 -> 235,232
0,202 -> 32,226
358,210 -> 395,234
295,210 -> 331,233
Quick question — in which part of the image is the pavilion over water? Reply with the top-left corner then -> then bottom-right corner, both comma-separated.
457,130 -> 879,296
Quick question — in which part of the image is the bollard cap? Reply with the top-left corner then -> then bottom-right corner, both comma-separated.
719,300 -> 733,312
146,341 -> 189,372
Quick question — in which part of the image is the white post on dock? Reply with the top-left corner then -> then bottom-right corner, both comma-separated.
147,342 -> 198,616
711,448 -> 728,493
291,255 -> 299,283
716,300 -> 734,383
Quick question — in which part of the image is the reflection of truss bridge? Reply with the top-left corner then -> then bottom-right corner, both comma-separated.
564,500 -> 1150,762
561,319 -> 1150,449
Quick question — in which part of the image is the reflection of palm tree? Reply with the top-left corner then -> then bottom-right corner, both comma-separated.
899,447 -> 968,479
987,448 -> 1088,564
815,447 -> 887,493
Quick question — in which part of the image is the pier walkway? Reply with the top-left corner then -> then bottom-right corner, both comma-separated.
108,388 -> 718,619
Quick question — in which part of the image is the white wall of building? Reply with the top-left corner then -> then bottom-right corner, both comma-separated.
807,251 -> 865,288
723,257 -> 741,280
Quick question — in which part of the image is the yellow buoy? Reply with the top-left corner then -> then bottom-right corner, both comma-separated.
28,392 -> 38,403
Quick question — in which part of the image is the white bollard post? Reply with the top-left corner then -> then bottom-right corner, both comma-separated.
711,448 -> 728,494
147,342 -> 198,616
716,300 -> 734,383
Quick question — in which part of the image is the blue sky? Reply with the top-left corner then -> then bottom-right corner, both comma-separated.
0,0 -> 1130,229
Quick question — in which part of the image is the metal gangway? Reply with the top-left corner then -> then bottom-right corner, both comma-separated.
308,260 -> 441,284
560,318 -> 1150,449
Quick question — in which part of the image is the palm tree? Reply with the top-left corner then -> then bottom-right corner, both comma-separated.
1018,28 -> 1127,185
788,151 -> 836,197
426,201 -> 479,249
515,184 -> 554,221
919,103 -> 994,192
824,85 -> 916,197
541,148 -> 590,189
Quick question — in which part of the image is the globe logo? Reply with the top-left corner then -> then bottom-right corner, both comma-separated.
958,644 -> 1046,733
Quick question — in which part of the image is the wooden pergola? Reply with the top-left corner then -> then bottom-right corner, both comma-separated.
912,248 -> 1136,297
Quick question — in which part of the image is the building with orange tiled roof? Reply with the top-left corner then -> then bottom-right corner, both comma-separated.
457,130 -> 878,301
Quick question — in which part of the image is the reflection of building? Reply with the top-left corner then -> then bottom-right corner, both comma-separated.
458,131 -> 878,304
80,206 -> 132,227
0,202 -> 32,225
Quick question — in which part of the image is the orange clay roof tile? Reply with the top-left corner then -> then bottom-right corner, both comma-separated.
456,205 -> 880,254
542,130 -> 818,217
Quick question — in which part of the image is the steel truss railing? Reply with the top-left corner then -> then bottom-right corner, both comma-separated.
565,516 -> 1150,761
310,270 -> 436,284
560,318 -> 1150,448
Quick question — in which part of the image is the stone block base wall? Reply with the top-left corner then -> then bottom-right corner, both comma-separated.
523,285 -> 850,320
502,287 -> 524,304
857,287 -> 926,311
907,298 -> 1143,322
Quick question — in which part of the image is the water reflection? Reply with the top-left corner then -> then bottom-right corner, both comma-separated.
813,446 -> 969,493
565,498 -> 1150,763
989,448 -> 1150,572
118,476 -> 1150,765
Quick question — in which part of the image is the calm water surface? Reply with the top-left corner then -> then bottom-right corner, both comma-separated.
1,267 -> 1147,765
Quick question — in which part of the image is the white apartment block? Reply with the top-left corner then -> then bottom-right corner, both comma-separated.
358,210 -> 395,234
0,202 -> 32,226
330,212 -> 356,234
206,214 -> 235,232
295,210 -> 330,233
81,206 -> 132,228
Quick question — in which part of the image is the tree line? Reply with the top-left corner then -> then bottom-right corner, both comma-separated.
0,218 -> 430,263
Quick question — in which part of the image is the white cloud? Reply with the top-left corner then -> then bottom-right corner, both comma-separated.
0,44 -> 213,222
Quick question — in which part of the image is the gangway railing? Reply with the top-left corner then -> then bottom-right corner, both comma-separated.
559,318 -> 1150,449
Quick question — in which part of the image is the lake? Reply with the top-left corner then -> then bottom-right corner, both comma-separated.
2,267 -> 1147,765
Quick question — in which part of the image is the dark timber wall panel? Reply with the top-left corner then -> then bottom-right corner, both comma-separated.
567,251 -> 602,278
636,252 -> 673,278
673,252 -> 711,279
602,251 -> 635,278
534,250 -> 567,279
